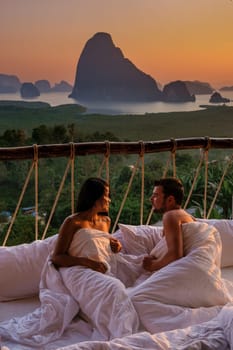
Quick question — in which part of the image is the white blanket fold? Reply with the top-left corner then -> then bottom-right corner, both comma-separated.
60,265 -> 139,340
0,256 -> 139,347
68,228 -> 143,287
55,305 -> 233,350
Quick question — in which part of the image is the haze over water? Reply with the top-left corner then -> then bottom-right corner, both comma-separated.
1,91 -> 233,115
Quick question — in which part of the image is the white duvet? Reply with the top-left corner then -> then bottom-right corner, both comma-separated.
68,228 -> 143,287
55,304 -> 233,350
1,221 -> 233,350
128,221 -> 233,333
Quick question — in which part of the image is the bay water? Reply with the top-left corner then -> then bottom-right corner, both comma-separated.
0,91 -> 232,115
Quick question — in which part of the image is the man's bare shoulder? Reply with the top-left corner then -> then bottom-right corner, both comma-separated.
163,209 -> 194,223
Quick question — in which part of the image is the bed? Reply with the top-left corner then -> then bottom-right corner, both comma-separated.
1,219 -> 233,350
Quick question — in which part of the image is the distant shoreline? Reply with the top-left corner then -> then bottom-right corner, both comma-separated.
0,91 -> 233,116
0,99 -> 233,142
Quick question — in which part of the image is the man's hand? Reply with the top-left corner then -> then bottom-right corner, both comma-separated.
110,237 -> 122,253
142,255 -> 157,272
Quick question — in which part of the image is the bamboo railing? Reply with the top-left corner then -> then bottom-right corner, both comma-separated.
1,137 -> 233,245
1,137 -> 233,160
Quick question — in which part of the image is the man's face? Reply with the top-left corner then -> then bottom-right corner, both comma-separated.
150,185 -> 167,213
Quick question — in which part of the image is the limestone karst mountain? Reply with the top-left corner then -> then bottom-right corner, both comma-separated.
209,91 -> 230,103
70,32 -> 163,102
51,80 -> 72,92
0,75 -> 72,94
184,81 -> 214,95
0,74 -> 21,93
20,82 -> 40,98
35,80 -> 51,93
163,81 -> 195,103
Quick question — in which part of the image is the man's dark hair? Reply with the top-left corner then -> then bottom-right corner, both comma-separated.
76,177 -> 109,212
154,177 -> 184,205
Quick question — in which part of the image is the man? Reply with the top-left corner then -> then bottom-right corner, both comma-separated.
128,177 -> 229,334
143,177 -> 194,272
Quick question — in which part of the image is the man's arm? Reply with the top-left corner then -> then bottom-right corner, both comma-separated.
143,211 -> 183,272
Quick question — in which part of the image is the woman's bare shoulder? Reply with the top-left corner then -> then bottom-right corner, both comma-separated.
61,213 -> 82,231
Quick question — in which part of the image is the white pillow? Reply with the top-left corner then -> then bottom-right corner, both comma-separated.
0,235 -> 57,301
197,219 -> 233,268
115,220 -> 233,267
116,224 -> 163,255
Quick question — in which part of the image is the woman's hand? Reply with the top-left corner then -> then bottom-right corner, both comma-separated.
83,257 -> 108,273
142,255 -> 157,272
110,237 -> 122,253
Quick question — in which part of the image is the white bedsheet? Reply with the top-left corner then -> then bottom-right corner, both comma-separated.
68,228 -> 143,287
0,256 -> 140,347
1,221 -> 233,350
56,303 -> 233,350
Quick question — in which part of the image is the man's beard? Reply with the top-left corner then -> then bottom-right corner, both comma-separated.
153,207 -> 165,214
152,199 -> 167,214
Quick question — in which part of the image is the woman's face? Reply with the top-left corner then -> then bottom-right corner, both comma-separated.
95,185 -> 111,212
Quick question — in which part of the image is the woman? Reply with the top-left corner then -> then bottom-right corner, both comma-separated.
0,178 -> 139,347
52,177 -> 122,273
52,177 -> 140,339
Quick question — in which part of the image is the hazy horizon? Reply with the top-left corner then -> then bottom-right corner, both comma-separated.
1,0 -> 233,89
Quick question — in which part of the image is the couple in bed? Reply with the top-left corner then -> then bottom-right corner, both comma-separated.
0,176 -> 230,347
53,176 -> 232,334
52,176 -> 193,275
52,178 -> 194,273
51,176 -> 215,337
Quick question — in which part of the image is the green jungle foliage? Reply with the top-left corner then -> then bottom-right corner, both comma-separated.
0,102 -> 233,245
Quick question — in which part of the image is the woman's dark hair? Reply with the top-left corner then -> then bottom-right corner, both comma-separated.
76,177 -> 109,212
154,177 -> 184,205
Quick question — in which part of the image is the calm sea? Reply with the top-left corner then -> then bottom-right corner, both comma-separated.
0,91 -> 233,115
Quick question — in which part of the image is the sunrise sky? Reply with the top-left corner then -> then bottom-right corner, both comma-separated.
1,0 -> 232,89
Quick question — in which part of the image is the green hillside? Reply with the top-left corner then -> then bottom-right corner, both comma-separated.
0,101 -> 233,141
